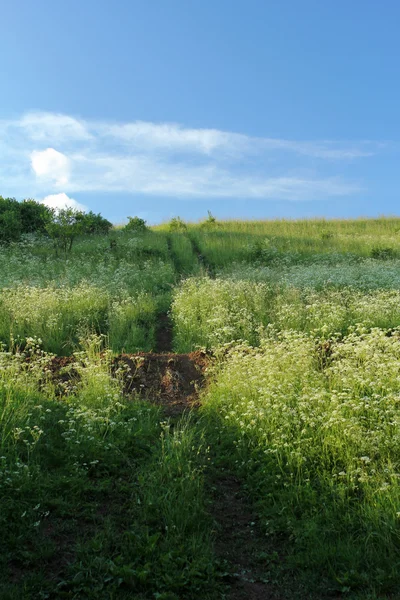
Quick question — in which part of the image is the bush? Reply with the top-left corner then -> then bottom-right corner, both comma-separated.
168,216 -> 187,232
78,211 -> 113,235
248,238 -> 280,264
125,216 -> 148,233
0,195 -> 112,246
0,197 -> 54,243
370,246 -> 396,260
0,204 -> 21,243
19,199 -> 53,234
200,210 -> 218,230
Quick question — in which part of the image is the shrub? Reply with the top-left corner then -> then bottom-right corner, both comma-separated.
125,216 -> 148,233
0,197 -> 53,243
370,246 -> 396,260
248,238 -> 279,264
168,216 -> 187,232
78,211 -> 113,234
200,210 -> 218,230
19,199 -> 53,234
0,206 -> 21,244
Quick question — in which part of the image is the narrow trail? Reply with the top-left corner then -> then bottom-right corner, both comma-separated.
211,475 -> 283,600
154,311 -> 173,353
188,234 -> 216,278
48,351 -> 290,599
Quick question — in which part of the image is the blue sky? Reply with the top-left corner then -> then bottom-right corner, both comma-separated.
1,0 -> 400,223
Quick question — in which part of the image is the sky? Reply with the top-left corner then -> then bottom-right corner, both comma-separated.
1,0 -> 400,224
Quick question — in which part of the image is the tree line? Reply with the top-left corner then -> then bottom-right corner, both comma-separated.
0,196 -> 112,253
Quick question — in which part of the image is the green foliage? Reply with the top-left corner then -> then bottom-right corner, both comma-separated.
248,237 -> 280,263
0,195 -> 111,249
202,329 -> 400,594
46,208 -> 112,257
370,245 -> 396,260
0,205 -> 21,243
125,215 -> 148,233
78,210 -> 113,234
5,215 -> 400,597
0,196 -> 52,244
168,216 -> 188,232
199,210 -> 218,230
45,207 -> 86,256
0,343 -> 215,599
19,199 -> 53,234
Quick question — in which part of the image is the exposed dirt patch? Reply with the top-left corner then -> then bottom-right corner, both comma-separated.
211,475 -> 283,600
155,312 -> 173,353
46,355 -> 76,393
46,351 -> 210,415
114,350 -> 210,415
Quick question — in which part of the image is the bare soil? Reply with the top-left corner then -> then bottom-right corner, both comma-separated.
155,312 -> 173,353
211,475 -> 283,600
114,350 -> 210,415
48,350 -> 210,416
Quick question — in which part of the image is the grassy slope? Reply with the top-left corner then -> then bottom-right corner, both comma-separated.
2,218 -> 400,598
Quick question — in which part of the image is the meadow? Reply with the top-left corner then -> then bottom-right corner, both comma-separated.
2,216 -> 400,599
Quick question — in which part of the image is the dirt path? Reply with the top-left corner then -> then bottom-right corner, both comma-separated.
155,311 -> 174,352
48,350 -> 290,598
188,234 -> 216,277
211,475 -> 283,600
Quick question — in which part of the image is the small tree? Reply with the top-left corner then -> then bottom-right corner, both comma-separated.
46,208 -> 85,257
125,216 -> 148,233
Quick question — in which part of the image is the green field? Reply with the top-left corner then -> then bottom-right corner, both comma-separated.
2,216 -> 400,599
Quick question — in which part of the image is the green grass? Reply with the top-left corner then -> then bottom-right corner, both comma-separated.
200,329 -> 400,596
172,276 -> 400,351
3,217 -> 400,598
0,339 -> 216,599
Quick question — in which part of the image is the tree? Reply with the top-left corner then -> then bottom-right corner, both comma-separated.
0,196 -> 22,243
19,199 -> 52,234
77,211 -> 113,235
45,208 -> 86,257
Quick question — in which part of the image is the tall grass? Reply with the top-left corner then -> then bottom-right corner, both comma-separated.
0,338 -> 215,599
201,329 -> 400,595
172,276 -> 400,351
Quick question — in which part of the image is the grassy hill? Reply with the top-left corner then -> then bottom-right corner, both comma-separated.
1,217 -> 400,599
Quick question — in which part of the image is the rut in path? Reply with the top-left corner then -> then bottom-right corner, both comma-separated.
211,475 -> 283,600
188,234 -> 216,278
154,311 -> 173,353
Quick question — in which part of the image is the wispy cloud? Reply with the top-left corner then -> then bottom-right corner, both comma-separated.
0,111 -> 377,202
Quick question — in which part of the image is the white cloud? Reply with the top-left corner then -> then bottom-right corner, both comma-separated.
19,112 -> 91,142
99,121 -> 245,155
0,111 -> 378,203
41,193 -> 87,212
31,148 -> 70,186
61,154 -> 359,200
